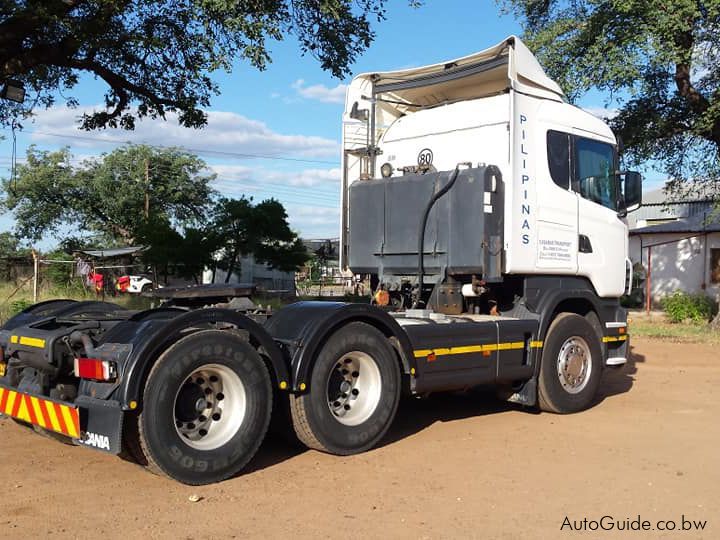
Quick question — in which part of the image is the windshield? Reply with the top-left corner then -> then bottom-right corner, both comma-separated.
576,137 -> 617,210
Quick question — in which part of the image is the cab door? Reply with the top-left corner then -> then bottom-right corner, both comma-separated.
573,135 -> 627,297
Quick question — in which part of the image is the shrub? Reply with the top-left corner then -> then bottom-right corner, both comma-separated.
661,291 -> 717,323
10,299 -> 33,316
44,250 -> 75,287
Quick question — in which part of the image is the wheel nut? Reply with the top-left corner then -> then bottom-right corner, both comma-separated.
212,412 -> 221,421
216,393 -> 224,401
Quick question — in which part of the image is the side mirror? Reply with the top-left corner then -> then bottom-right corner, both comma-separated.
622,171 -> 642,212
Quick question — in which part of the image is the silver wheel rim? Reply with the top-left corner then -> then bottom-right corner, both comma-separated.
326,351 -> 382,426
557,336 -> 592,394
174,363 -> 246,450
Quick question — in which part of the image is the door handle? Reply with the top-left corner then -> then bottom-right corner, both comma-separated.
578,234 -> 593,253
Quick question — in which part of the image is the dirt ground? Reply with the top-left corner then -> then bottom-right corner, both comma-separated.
1,337 -> 718,539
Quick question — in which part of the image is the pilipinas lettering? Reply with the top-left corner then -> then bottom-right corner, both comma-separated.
519,114 -> 530,245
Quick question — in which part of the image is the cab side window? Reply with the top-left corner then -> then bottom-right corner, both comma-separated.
547,130 -> 570,189
575,137 -> 616,210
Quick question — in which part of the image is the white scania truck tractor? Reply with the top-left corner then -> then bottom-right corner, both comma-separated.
0,37 -> 640,484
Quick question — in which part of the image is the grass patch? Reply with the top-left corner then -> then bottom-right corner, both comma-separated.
0,281 -> 153,324
629,318 -> 720,345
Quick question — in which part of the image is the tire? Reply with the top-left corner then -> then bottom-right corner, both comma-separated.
538,313 -> 603,414
289,322 -> 400,455
137,329 -> 272,484
141,283 -> 152,294
121,412 -> 148,466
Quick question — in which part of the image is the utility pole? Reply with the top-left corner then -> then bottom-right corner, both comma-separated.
144,157 -> 150,219
32,249 -> 39,303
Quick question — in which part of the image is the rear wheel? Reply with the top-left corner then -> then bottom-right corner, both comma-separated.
289,322 -> 400,455
137,330 -> 272,484
538,313 -> 603,413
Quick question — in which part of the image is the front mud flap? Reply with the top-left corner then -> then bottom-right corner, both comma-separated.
74,396 -> 124,454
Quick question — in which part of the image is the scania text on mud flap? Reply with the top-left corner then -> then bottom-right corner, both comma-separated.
0,37 -> 640,485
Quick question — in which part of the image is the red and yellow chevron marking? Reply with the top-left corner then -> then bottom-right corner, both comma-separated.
0,387 -> 79,438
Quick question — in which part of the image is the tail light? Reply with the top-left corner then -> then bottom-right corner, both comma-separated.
74,358 -> 117,381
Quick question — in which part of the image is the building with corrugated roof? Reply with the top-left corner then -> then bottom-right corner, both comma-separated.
628,189 -> 719,307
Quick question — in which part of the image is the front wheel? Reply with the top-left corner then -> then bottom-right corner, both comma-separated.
538,313 -> 603,413
289,322 -> 400,455
137,330 -> 272,484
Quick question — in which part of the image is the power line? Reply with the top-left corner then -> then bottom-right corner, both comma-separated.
0,158 -> 341,205
2,127 -> 341,166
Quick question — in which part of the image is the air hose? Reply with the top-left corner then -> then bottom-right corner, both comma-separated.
412,163 -> 470,308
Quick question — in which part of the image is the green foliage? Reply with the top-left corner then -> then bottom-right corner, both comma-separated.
2,144 -> 216,243
503,0 -> 720,195
138,219 -> 221,284
661,291 -> 717,323
0,232 -> 28,259
212,197 -> 309,281
43,250 -> 74,287
9,299 -> 33,317
0,1 -> 419,130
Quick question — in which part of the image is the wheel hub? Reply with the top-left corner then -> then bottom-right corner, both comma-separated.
173,364 -> 247,451
326,351 -> 382,426
175,383 -> 206,422
557,337 -> 592,394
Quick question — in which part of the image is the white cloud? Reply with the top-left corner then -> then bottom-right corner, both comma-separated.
583,107 -> 619,120
286,205 -> 340,238
27,105 -> 340,159
21,104 -> 344,240
292,79 -> 347,104
208,163 -> 340,188
210,165 -> 339,187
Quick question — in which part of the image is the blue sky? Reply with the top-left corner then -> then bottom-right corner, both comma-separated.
0,1 -> 663,249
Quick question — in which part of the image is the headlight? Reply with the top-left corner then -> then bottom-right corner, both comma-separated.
380,162 -> 394,178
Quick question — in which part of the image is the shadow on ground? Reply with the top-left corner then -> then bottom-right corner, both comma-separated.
243,351 -> 644,477
596,345 -> 645,403
244,390 -> 519,476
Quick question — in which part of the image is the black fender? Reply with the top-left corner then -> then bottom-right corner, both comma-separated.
522,275 -> 625,377
1,300 -> 122,331
263,301 -> 416,392
116,308 -> 289,410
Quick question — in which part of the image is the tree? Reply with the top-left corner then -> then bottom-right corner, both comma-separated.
0,0 -> 417,130
503,1 -> 720,196
0,231 -> 30,281
0,232 -> 28,259
212,197 -> 309,282
139,220 -> 222,285
2,144 -> 216,243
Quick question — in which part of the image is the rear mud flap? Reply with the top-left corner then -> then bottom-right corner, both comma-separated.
75,396 -> 124,455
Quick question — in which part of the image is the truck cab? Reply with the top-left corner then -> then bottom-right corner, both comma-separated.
340,36 -> 640,301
